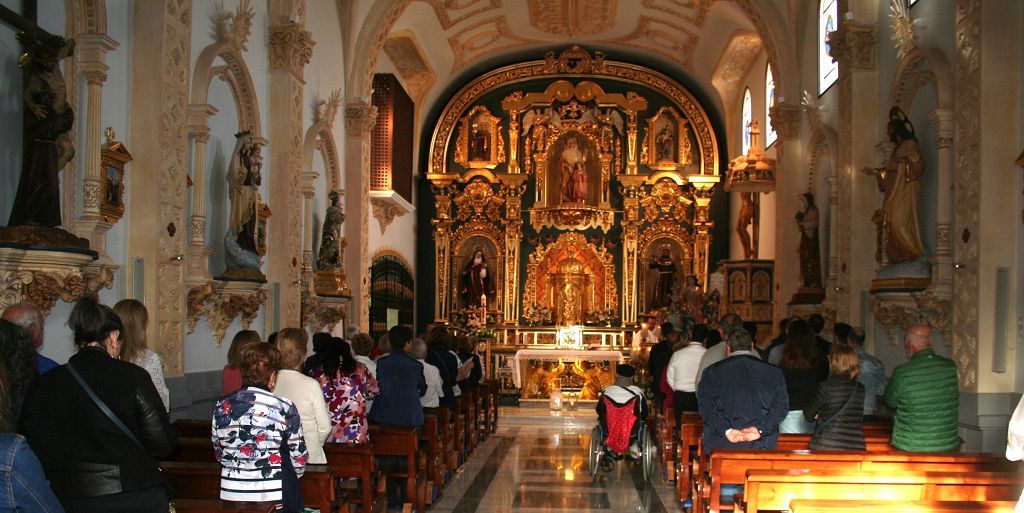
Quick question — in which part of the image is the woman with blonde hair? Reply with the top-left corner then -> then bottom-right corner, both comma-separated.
222,330 -> 261,394
803,343 -> 865,450
273,328 -> 331,464
114,299 -> 169,410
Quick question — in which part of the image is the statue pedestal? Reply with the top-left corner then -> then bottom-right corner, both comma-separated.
790,287 -> 825,305
868,290 -> 951,347
310,293 -> 350,333
186,277 -> 268,345
870,257 -> 931,293
314,269 -> 350,297
0,243 -> 99,316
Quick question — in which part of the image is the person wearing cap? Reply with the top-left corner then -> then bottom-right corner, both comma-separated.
596,364 -> 648,456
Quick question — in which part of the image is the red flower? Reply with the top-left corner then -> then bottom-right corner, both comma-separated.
240,444 -> 254,456
296,455 -> 307,465
269,453 -> 282,464
255,433 -> 267,443
221,402 -> 231,414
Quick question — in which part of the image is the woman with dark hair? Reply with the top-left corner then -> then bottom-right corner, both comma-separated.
301,332 -> 333,377
113,300 -> 169,411
312,337 -> 378,444
0,319 -> 36,427
804,344 -> 865,450
213,343 -> 308,512
21,296 -> 176,513
777,319 -> 827,433
222,329 -> 261,394
456,335 -> 483,391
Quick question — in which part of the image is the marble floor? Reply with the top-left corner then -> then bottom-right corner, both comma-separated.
426,406 -> 677,513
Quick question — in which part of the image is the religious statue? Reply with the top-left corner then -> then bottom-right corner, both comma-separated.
865,107 -> 925,264
648,247 -> 678,309
680,275 -> 707,324
7,33 -> 76,228
736,192 -> 759,259
523,107 -> 561,153
568,162 -> 588,203
560,281 -> 581,325
468,122 -> 490,161
560,136 -> 585,203
225,131 -> 264,271
460,249 -> 495,308
796,192 -> 824,291
656,126 -> 675,162
317,190 -> 345,271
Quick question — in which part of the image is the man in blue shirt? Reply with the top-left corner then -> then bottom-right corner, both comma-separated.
369,325 -> 427,428
2,303 -> 58,375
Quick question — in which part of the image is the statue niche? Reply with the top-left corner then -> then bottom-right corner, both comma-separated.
549,247 -> 591,325
546,132 -> 600,206
455,237 -> 499,310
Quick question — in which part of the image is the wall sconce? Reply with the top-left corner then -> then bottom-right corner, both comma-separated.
169,255 -> 183,262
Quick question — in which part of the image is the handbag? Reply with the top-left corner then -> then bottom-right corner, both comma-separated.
816,381 -> 860,431
66,363 -> 177,512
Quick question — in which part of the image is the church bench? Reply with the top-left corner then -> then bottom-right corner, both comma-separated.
481,380 -> 499,433
774,433 -> 893,451
658,404 -> 676,481
674,412 -> 703,505
367,425 -> 427,513
161,461 -> 340,513
741,469 -> 1021,513
169,436 -> 218,462
699,450 -> 1018,513
420,411 -> 446,502
173,418 -> 211,438
788,499 -> 1018,513
478,382 -> 492,440
467,387 -> 481,450
170,499 -> 277,513
452,395 -> 467,466
324,442 -> 386,513
457,392 -> 475,458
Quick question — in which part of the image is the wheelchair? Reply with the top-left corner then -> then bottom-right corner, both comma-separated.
588,391 -> 656,482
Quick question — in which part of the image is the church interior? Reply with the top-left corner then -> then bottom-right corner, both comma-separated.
2,0 -> 1024,511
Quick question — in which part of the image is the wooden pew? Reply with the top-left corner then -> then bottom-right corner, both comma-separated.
478,382 -> 492,441
789,499 -> 1018,513
742,469 -> 1021,513
674,412 -> 702,505
324,442 -> 385,513
173,418 -> 211,438
659,404 -> 676,481
457,393 -> 474,460
171,436 -> 218,462
482,380 -> 499,433
367,425 -> 427,513
161,461 -> 339,513
701,450 -> 1018,513
421,411 -> 446,503
171,499 -> 276,513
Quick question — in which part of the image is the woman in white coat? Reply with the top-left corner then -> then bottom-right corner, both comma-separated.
274,328 -> 332,464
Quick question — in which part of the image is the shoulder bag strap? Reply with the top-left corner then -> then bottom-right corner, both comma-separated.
66,362 -> 144,448
818,381 -> 860,430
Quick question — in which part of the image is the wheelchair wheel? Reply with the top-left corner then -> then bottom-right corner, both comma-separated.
589,426 -> 602,479
641,423 -> 656,482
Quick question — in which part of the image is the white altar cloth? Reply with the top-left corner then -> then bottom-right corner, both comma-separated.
511,349 -> 625,388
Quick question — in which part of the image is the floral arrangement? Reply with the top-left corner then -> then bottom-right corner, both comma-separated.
584,307 -> 617,326
522,302 -> 553,325
449,309 -> 499,339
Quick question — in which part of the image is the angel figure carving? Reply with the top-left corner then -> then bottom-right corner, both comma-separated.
523,107 -> 562,153
581,107 -> 624,152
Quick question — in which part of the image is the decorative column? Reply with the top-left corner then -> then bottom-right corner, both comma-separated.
619,178 -> 643,325
927,108 -> 954,299
75,34 -> 118,263
501,179 -> 526,325
828,21 -> 879,323
185,104 -> 217,286
768,102 -> 804,319
127,0 -> 192,376
344,101 -> 377,330
267,21 -> 314,327
690,179 -> 717,292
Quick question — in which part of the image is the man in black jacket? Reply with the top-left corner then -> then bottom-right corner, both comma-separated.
425,327 -> 460,410
369,325 -> 427,428
646,322 -> 677,410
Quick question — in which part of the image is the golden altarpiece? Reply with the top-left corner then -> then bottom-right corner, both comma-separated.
425,48 -> 722,400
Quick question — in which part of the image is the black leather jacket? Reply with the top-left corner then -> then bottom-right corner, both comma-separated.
20,346 -> 177,499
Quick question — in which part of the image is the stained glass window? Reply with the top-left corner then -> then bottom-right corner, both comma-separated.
742,88 -> 752,154
819,0 -> 839,94
765,64 -> 777,147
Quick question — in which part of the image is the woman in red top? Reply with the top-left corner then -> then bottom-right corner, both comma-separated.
221,330 -> 261,394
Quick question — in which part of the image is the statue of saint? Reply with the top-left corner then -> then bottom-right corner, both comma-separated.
681,275 -> 707,324
648,247 -> 678,309
468,122 -> 489,161
8,34 -> 76,228
227,131 -> 263,259
796,192 -> 823,290
736,192 -> 759,259
656,126 -> 675,162
568,162 -> 587,203
317,190 -> 345,271
560,281 -> 581,325
460,249 -> 495,308
865,107 -> 925,264
559,136 -> 584,203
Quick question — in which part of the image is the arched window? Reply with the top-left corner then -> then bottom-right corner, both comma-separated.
765,64 -> 777,147
819,0 -> 839,94
369,254 -> 414,343
741,88 -> 752,154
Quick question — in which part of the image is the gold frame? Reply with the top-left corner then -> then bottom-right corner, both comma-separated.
454,105 -> 506,170
99,127 -> 133,224
641,106 -> 693,171
522,232 -> 618,321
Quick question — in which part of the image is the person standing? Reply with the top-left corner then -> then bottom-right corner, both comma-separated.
273,329 -> 332,464
410,339 -> 444,408
777,319 -> 827,433
1005,394 -> 1024,512
312,337 -> 379,444
665,330 -> 706,426
113,300 -> 169,411
369,326 -> 426,428
883,325 -> 959,452
222,330 -> 261,395
21,297 -> 176,513
2,303 -> 58,376
803,344 -> 865,450
695,313 -> 744,389
646,323 -> 676,410
848,327 -> 887,417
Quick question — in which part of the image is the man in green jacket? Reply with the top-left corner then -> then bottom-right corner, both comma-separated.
883,325 -> 960,452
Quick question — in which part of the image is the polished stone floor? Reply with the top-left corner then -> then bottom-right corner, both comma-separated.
427,406 -> 677,512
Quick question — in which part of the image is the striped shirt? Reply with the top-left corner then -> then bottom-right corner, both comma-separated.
212,386 -> 308,503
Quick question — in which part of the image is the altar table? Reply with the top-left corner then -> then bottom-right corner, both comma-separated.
511,349 -> 625,399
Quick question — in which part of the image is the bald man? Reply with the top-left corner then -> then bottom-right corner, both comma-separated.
2,303 -> 58,375
883,325 -> 960,452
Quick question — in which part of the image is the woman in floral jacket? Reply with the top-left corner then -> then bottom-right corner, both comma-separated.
212,343 -> 308,511
312,337 -> 379,444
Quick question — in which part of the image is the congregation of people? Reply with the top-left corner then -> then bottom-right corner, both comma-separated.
0,297 -> 486,513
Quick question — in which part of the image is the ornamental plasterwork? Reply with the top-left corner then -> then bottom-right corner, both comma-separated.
710,32 -> 762,103
869,292 -> 952,346
527,0 -> 616,37
0,248 -> 97,318
827,22 -> 877,71
215,0 -> 255,53
268,22 -> 315,81
641,0 -> 715,27
382,34 -> 436,104
447,16 -> 541,72
601,16 -> 699,69
370,197 -> 407,234
889,0 -> 916,61
186,281 -> 268,345
424,0 -> 503,30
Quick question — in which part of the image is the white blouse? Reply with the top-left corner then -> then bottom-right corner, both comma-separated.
131,348 -> 169,411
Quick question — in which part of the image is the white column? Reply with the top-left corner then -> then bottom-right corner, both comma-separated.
928,108 -> 954,298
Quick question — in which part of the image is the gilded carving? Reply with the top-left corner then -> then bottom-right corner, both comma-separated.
527,0 -> 616,37
454,105 -> 505,169
641,106 -> 692,170
186,280 -> 268,345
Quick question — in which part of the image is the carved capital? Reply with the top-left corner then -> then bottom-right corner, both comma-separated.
928,108 -> 954,148
268,23 -> 315,82
371,198 -> 407,234
869,291 -> 952,345
188,104 -> 219,140
769,103 -> 802,140
186,280 -> 268,345
345,102 -> 378,137
828,22 -> 877,71
81,66 -> 109,86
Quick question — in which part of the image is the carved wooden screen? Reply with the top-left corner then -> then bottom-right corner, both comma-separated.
371,73 -> 414,203
369,254 -> 415,342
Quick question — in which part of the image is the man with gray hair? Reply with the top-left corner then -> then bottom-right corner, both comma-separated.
695,312 -> 746,389
697,328 -> 788,455
410,338 -> 444,408
2,302 -> 58,374
883,325 -> 959,451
